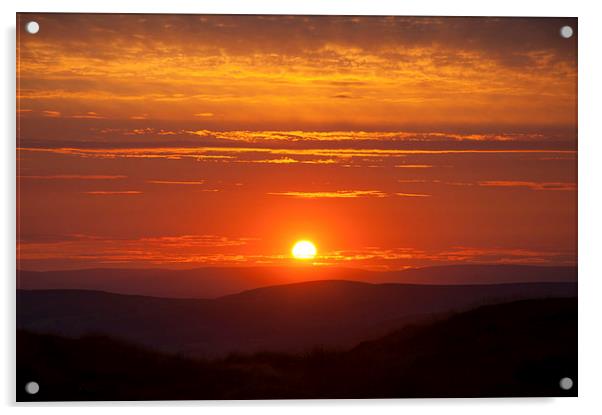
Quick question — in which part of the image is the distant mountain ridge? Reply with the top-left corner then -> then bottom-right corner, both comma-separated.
17,264 -> 577,299
17,279 -> 577,357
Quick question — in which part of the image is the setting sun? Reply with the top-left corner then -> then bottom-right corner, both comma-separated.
292,240 -> 317,260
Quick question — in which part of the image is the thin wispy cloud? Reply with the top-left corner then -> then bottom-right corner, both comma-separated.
479,181 -> 576,191
70,111 -> 105,119
19,175 -> 126,180
268,190 -> 388,199
267,190 -> 432,199
84,191 -> 143,195
395,164 -> 433,168
17,234 -> 257,266
147,180 -> 206,185
243,157 -> 299,164
129,129 -> 555,143
41,110 -> 61,118
17,147 -> 576,162
317,246 -> 576,268
17,233 -> 576,270
394,192 -> 432,197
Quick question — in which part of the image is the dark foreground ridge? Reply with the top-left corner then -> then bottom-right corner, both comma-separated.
17,297 -> 577,401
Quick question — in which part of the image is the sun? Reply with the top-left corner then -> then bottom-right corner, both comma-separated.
292,240 -> 317,260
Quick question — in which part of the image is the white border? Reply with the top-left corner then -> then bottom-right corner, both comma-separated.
3,1 -> 602,413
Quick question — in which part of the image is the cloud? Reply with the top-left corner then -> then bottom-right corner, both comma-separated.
394,178 -> 577,192
180,130 -> 551,143
317,245 -> 576,269
27,110 -> 106,119
18,146 -> 575,160
194,112 -> 214,117
147,180 -> 206,185
243,157 -> 299,164
17,234 -> 258,266
267,190 -> 388,198
397,179 -> 435,184
42,110 -> 61,118
84,190 -> 142,195
17,233 -> 576,270
478,181 -> 576,191
266,190 -> 431,199
434,246 -> 575,265
70,111 -> 105,119
394,192 -> 432,197
395,164 -> 432,168
331,93 -> 355,99
17,15 -> 576,130
19,175 -> 126,180
18,15 -> 576,69
16,145 -> 576,175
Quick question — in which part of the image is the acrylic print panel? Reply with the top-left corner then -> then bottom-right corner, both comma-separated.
16,13 -> 577,401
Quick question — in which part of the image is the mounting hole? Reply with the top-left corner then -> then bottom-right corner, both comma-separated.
25,21 -> 40,34
25,381 -> 39,395
560,25 -> 573,39
559,377 -> 573,390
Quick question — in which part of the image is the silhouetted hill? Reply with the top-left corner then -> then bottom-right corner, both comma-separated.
17,264 -> 577,298
17,298 -> 577,401
17,280 -> 576,357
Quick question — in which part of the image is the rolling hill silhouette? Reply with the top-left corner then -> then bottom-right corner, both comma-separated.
17,297 -> 577,401
17,264 -> 577,298
17,280 -> 576,357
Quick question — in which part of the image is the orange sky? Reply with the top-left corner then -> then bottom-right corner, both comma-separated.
17,14 -> 577,271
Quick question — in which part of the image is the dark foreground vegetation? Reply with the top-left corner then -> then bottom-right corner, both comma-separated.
17,297 -> 577,401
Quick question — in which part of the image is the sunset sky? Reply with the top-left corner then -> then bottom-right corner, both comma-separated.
17,14 -> 577,271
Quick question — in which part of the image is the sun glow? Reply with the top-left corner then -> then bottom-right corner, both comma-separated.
292,240 -> 317,260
